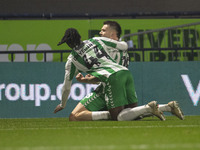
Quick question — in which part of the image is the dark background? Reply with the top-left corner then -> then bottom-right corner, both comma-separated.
1,0 -> 200,18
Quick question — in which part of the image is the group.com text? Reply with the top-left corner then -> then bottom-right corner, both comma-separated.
0,83 -> 98,106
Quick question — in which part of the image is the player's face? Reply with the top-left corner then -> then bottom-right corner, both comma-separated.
99,24 -> 113,38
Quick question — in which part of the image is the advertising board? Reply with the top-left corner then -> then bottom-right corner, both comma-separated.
0,62 -> 199,118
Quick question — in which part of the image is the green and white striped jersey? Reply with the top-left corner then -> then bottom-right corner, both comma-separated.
69,37 -> 128,81
61,37 -> 129,107
93,37 -> 129,67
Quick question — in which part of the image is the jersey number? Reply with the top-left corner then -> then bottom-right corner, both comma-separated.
84,46 -> 109,69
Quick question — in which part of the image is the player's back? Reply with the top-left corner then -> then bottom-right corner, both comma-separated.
93,37 -> 129,68
71,39 -> 128,81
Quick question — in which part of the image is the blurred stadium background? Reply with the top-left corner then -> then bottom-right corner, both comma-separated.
1,1 -> 200,150
0,0 -> 200,118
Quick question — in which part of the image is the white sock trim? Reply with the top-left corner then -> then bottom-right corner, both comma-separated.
159,104 -> 171,112
117,105 -> 152,121
92,111 -> 110,120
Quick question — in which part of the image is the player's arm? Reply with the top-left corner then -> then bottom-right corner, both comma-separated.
116,41 -> 128,50
76,73 -> 100,84
94,37 -> 128,51
54,56 -> 78,113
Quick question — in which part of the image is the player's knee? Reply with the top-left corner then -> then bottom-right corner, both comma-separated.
117,113 -> 124,121
69,113 -> 79,121
117,108 -> 131,121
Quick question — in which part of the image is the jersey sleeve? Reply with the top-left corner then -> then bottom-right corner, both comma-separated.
60,55 -> 79,108
93,37 -> 128,51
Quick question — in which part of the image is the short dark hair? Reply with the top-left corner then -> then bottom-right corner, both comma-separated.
57,28 -> 81,49
103,21 -> 122,39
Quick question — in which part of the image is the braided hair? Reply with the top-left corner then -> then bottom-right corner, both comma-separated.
57,28 -> 81,49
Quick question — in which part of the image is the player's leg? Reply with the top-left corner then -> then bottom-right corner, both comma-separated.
105,70 -> 134,120
69,103 -> 92,121
69,103 -> 110,121
118,101 -> 165,121
159,101 -> 184,120
109,106 -> 124,121
125,71 -> 138,109
116,71 -> 165,121
69,90 -> 110,121
131,101 -> 184,120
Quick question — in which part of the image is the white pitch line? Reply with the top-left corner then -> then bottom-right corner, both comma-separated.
0,124 -> 199,131
1,143 -> 200,150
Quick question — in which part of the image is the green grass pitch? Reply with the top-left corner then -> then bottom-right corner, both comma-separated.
0,116 -> 200,150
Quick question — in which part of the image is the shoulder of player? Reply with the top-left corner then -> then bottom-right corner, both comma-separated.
93,37 -> 127,45
93,37 -> 115,42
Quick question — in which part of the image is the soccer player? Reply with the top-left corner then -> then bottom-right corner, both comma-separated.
53,27 -> 165,121
74,21 -> 184,121
54,21 -> 132,121
68,21 -> 131,121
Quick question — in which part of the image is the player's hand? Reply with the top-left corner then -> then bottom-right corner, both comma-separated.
85,74 -> 92,78
76,73 -> 99,84
54,104 -> 64,113
76,73 -> 84,82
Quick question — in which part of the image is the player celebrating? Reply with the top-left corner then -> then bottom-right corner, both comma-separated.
68,21 -> 132,121
53,27 -> 165,121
